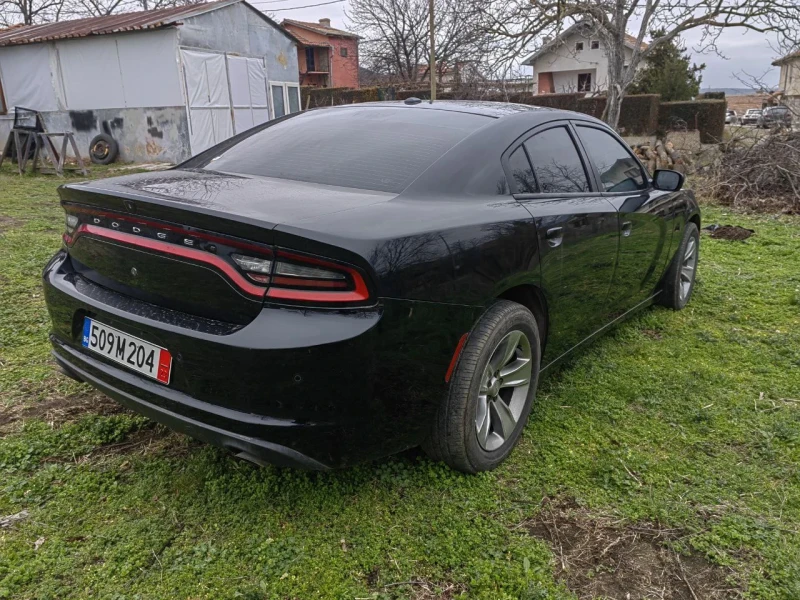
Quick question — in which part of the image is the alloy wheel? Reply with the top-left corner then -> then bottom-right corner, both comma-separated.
680,236 -> 698,303
475,330 -> 533,452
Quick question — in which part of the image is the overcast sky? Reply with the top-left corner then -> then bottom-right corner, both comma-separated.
263,1 -> 784,88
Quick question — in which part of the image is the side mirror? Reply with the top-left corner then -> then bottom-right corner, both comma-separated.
653,169 -> 684,192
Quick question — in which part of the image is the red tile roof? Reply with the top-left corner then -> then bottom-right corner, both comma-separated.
624,33 -> 649,51
282,19 -> 358,39
289,28 -> 331,48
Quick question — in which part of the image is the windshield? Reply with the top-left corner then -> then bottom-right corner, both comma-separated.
196,107 -> 491,194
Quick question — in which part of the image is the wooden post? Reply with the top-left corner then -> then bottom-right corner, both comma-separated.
429,0 -> 436,102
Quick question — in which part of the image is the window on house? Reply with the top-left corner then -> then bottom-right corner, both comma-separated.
591,40 -> 600,50
340,47 -> 348,58
270,81 -> 302,119
578,73 -> 592,91
305,47 -> 316,72
575,42 -> 584,51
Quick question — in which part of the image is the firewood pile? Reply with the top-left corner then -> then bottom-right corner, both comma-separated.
630,139 -> 693,174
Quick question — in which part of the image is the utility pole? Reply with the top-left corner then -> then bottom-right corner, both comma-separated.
428,0 -> 436,101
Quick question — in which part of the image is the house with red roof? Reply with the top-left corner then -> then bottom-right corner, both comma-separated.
282,18 -> 359,89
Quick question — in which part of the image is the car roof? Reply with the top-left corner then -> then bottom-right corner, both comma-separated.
334,100 -> 556,119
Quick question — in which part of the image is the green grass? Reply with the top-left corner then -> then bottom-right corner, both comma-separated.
1,162 -> 799,599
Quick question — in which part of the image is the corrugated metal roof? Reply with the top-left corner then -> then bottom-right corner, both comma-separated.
0,0 -> 246,47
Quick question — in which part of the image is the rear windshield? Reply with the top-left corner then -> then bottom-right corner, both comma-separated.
198,107 -> 490,193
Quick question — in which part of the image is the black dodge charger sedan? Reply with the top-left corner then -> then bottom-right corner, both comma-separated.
43,101 -> 700,473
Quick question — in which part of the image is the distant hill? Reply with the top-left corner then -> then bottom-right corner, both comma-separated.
701,87 -> 772,96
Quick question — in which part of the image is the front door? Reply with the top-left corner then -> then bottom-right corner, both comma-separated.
510,123 -> 619,365
573,123 -> 675,311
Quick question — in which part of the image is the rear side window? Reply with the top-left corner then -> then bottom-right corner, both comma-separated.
523,127 -> 590,193
576,125 -> 646,192
508,147 -> 537,193
199,107 -> 489,193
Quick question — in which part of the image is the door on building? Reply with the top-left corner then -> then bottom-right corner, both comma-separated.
227,55 -> 271,134
180,49 -> 234,155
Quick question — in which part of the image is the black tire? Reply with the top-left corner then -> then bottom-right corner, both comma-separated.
89,133 -> 119,165
658,222 -> 699,310
422,300 -> 541,473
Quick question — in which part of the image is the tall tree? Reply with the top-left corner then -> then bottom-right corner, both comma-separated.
628,30 -> 705,101
346,0 -> 489,84
479,0 -> 800,129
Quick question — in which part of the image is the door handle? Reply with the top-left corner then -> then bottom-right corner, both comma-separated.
621,221 -> 633,237
546,226 -> 563,248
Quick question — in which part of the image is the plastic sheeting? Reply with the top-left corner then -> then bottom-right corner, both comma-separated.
57,30 -> 183,110
181,49 -> 233,154
0,44 -> 60,111
227,55 -> 270,134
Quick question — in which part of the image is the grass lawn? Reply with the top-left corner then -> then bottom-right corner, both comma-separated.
1,163 -> 799,600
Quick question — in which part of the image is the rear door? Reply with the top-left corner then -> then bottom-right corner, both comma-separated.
508,122 -> 619,365
573,123 -> 675,311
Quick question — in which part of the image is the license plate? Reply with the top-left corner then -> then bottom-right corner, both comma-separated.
81,318 -> 172,384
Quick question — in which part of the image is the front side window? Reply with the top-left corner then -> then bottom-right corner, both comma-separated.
340,47 -> 348,57
575,125 -> 647,192
523,126 -> 590,194
575,42 -> 584,51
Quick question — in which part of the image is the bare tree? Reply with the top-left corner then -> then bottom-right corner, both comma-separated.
481,0 -> 800,129
346,0 -> 489,85
0,0 -> 66,25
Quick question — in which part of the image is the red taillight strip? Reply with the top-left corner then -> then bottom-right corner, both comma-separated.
266,249 -> 371,303
68,224 -> 267,298
64,205 -> 272,256
445,333 -> 469,383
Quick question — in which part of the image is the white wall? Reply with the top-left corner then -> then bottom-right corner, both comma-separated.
779,61 -> 800,96
57,29 -> 183,110
552,69 -> 596,93
0,43 -> 61,111
0,29 -> 183,113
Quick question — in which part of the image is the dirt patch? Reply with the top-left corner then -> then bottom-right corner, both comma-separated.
0,215 -> 21,233
706,225 -> 755,241
527,499 -> 740,600
0,388 -> 122,432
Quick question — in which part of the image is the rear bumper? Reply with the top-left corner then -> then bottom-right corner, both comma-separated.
51,342 -> 328,469
44,251 -> 481,468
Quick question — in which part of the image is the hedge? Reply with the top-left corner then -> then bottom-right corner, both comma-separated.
300,86 -> 725,141
658,99 -> 727,143
300,86 -> 391,108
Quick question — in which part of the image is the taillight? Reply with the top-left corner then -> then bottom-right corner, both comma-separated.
61,204 -> 372,306
230,249 -> 371,304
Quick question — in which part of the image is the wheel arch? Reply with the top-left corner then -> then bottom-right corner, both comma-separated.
496,284 -> 548,353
